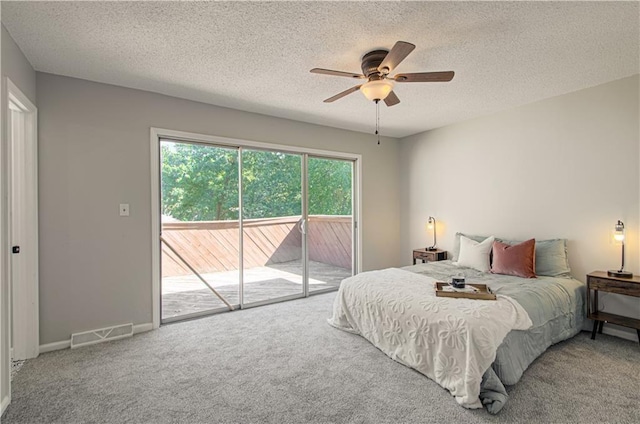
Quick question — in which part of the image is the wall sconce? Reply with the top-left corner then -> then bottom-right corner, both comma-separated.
426,216 -> 437,251
608,220 -> 633,278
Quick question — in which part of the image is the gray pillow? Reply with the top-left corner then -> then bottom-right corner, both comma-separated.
452,233 -> 492,262
499,238 -> 571,278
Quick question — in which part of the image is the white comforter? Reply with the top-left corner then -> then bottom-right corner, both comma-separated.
328,268 -> 532,409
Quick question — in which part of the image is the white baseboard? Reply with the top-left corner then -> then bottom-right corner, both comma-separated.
39,339 -> 70,354
133,323 -> 153,334
39,322 -> 154,354
601,325 -> 638,342
1,394 -> 11,416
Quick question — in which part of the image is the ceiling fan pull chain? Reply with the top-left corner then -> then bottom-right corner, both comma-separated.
375,99 -> 380,145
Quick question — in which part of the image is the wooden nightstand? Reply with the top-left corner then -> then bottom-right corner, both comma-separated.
413,249 -> 447,265
586,271 -> 640,344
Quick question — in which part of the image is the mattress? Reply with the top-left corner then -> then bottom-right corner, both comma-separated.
406,261 -> 585,384
329,260 -> 586,414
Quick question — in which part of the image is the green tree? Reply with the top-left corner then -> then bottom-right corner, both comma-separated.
161,142 -> 239,221
161,142 -> 352,221
241,150 -> 301,219
308,157 -> 352,215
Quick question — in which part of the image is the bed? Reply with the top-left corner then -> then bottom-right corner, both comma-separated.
328,259 -> 585,414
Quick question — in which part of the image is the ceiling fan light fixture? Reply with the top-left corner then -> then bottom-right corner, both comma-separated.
360,79 -> 394,101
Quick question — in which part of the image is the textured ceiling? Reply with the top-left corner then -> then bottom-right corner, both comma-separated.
2,1 -> 639,138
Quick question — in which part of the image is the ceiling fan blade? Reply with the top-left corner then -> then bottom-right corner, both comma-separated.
384,91 -> 400,107
311,68 -> 365,79
394,71 -> 455,83
378,41 -> 416,74
323,85 -> 362,103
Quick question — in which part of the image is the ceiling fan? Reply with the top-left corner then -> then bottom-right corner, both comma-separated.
310,41 -> 454,107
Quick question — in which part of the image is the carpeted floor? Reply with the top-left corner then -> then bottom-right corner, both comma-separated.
3,292 -> 639,423
10,360 -> 25,381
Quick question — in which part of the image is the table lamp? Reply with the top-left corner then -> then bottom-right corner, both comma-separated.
426,217 -> 437,251
608,220 -> 633,278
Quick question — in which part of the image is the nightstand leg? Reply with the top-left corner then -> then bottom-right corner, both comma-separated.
598,321 -> 604,334
636,329 -> 640,345
591,320 -> 598,340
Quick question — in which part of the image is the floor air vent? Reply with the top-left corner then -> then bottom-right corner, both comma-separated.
70,323 -> 134,349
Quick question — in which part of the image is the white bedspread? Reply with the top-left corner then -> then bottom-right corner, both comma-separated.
328,268 -> 532,409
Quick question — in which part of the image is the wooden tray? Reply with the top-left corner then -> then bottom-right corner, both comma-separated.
435,282 -> 497,300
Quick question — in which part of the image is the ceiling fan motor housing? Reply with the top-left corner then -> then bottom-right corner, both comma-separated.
311,40 -> 453,105
361,50 -> 389,78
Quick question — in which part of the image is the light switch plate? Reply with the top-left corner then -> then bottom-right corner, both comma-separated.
119,203 -> 130,216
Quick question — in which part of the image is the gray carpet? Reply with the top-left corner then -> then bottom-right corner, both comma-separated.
10,360 -> 25,381
3,293 -> 639,423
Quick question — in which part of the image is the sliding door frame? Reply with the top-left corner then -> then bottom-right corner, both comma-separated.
238,147 -> 305,308
305,155 -> 357,297
150,128 -> 362,329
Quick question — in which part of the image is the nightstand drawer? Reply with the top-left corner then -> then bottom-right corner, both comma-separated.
587,277 -> 612,290
412,249 -> 447,264
588,276 -> 640,297
414,251 -> 434,260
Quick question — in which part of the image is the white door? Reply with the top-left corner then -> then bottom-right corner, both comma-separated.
7,79 -> 39,361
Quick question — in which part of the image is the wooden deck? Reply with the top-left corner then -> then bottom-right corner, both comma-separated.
160,215 -> 353,320
162,259 -> 350,319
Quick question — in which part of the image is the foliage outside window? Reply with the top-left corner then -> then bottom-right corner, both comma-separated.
161,142 -> 352,221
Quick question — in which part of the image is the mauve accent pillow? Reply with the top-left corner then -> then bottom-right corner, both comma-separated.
498,238 -> 571,277
491,239 -> 536,278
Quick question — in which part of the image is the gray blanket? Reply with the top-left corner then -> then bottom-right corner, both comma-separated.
403,261 -> 585,414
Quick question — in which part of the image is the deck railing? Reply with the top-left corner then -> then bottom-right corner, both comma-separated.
161,215 -> 352,277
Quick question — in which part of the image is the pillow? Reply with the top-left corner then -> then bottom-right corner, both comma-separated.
455,235 -> 495,272
452,233 -> 492,261
491,239 -> 536,278
499,238 -> 571,277
532,239 -> 571,277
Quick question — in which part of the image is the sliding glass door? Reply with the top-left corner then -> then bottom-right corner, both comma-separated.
307,157 -> 354,294
159,138 -> 357,323
160,141 -> 240,321
241,149 -> 304,305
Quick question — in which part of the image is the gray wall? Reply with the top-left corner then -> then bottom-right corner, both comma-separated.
400,75 -> 640,339
1,24 -> 36,103
36,72 -> 401,344
1,22 -> 37,410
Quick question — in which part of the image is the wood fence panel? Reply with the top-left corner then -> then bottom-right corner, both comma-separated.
161,216 -> 351,277
308,216 -> 352,269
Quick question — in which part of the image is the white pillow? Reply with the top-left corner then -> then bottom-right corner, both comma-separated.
455,235 -> 495,272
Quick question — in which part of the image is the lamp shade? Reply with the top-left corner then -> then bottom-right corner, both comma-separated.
360,80 -> 394,101
614,220 -> 625,242
608,220 -> 632,278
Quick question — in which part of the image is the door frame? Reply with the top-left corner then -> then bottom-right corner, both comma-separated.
6,78 -> 39,361
150,128 -> 362,329
305,155 -> 358,296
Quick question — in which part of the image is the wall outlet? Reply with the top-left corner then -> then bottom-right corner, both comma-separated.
119,203 -> 130,217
